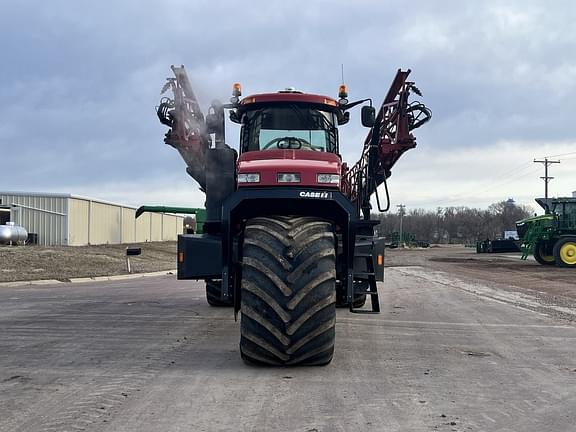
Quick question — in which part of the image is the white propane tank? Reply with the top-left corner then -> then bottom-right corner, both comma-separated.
0,222 -> 28,245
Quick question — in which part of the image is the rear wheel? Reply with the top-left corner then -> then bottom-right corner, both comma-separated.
352,281 -> 368,308
336,283 -> 366,308
206,279 -> 233,307
240,216 -> 336,366
533,241 -> 555,266
553,237 -> 576,268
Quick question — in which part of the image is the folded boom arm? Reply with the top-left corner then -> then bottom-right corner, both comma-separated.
157,65 -> 212,190
342,69 -> 431,218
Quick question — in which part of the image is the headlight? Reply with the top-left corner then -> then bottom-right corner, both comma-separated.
317,173 -> 340,184
238,173 -> 261,183
277,173 -> 301,183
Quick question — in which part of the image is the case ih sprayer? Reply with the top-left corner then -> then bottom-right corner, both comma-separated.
151,65 -> 430,365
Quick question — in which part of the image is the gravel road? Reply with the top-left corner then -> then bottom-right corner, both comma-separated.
1,252 -> 574,431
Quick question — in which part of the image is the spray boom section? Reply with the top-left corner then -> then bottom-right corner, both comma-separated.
342,69 -> 431,217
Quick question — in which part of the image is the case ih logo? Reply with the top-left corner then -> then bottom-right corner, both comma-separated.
299,191 -> 331,199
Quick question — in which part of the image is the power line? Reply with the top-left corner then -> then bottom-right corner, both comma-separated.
439,164 -> 541,205
484,159 -> 534,184
540,151 -> 576,158
408,152 -> 572,208
534,157 -> 560,199
442,152 -> 573,205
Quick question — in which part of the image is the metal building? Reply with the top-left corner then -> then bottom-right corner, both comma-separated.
0,191 -> 184,246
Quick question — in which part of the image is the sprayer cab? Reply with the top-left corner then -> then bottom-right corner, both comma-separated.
230,87 -> 374,152
236,95 -> 340,153
229,91 -> 347,189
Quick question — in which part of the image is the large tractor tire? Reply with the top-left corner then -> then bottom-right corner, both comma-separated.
205,279 -> 233,307
240,216 -> 336,366
533,240 -> 556,266
553,236 -> 576,268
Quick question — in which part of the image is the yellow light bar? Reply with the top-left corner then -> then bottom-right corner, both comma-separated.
324,98 -> 337,106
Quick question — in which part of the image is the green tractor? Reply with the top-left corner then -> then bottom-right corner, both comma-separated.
516,197 -> 576,267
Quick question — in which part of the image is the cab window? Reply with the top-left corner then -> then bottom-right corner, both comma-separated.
241,106 -> 338,153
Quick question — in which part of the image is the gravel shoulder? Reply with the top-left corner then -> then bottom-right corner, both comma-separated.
386,245 -> 576,321
0,242 -> 177,283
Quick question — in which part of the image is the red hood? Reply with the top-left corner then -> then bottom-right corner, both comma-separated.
238,150 -> 341,187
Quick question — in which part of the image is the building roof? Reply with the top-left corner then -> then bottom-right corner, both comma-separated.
0,191 -> 139,210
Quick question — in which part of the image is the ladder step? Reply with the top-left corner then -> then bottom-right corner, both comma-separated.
354,253 -> 372,257
355,290 -> 378,295
353,272 -> 375,277
355,220 -> 380,227
350,310 -> 380,314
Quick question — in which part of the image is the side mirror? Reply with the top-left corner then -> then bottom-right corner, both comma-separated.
337,111 -> 350,126
361,106 -> 376,127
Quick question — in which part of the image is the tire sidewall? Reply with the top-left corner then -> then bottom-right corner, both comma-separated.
534,240 -> 556,266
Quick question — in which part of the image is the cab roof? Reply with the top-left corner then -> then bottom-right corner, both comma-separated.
239,92 -> 339,109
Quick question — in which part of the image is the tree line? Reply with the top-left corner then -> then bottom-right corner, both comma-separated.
374,200 -> 533,244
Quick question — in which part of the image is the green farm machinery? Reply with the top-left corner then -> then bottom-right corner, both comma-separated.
516,197 -> 576,267
136,206 -> 207,234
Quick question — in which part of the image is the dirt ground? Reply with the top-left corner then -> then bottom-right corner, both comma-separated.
1,248 -> 574,431
0,242 -> 177,282
385,245 -> 576,321
387,245 -> 573,291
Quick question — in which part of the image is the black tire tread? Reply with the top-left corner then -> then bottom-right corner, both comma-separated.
206,279 -> 233,307
240,216 -> 336,366
533,240 -> 556,266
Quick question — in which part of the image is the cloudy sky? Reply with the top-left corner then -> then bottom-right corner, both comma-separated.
1,1 -> 575,213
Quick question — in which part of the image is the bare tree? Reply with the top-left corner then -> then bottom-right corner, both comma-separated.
374,200 -> 532,244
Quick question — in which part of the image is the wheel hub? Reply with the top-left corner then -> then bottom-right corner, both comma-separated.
560,242 -> 576,265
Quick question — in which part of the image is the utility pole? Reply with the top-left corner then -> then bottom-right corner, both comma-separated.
436,207 -> 443,243
534,157 -> 560,199
397,204 -> 406,247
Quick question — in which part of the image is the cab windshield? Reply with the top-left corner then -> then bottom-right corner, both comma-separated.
240,105 -> 338,153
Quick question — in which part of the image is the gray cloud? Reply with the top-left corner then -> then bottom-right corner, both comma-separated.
1,1 -> 575,209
